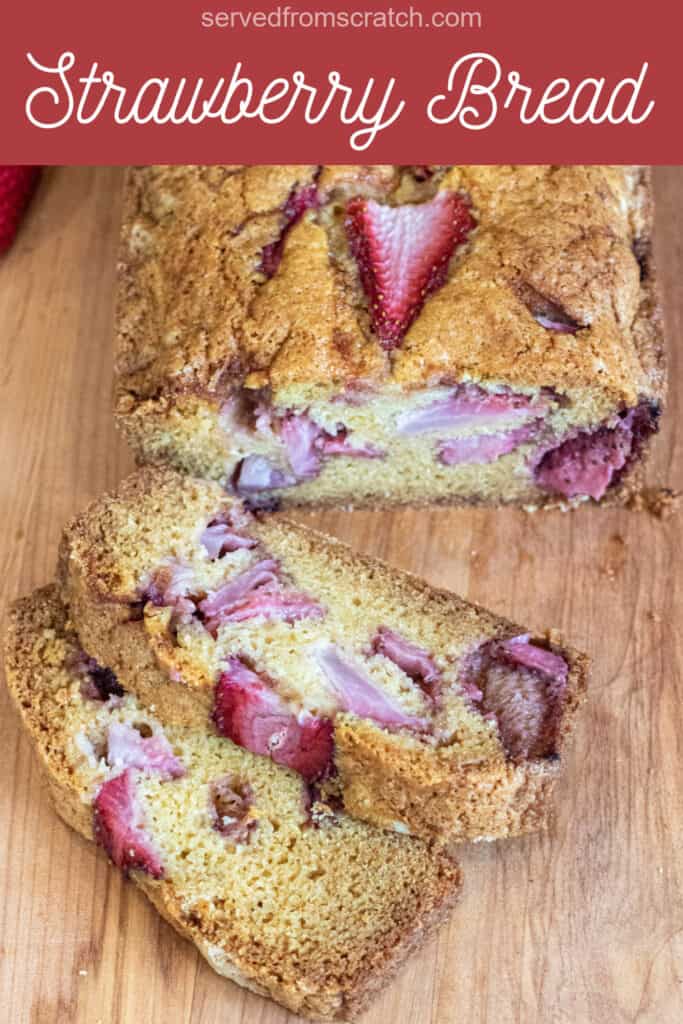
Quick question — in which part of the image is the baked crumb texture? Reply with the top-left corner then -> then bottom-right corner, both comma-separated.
59,469 -> 588,844
115,165 -> 664,510
4,584 -> 463,1022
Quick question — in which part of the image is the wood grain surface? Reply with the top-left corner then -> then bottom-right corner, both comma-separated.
1,167 -> 682,1024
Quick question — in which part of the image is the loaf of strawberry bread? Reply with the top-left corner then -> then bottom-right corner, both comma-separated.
116,165 -> 663,509
59,469 -> 588,843
4,584 -> 462,1021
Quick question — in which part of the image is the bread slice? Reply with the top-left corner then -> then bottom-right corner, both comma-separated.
3,584 -> 462,1021
115,165 -> 664,510
59,469 -> 588,843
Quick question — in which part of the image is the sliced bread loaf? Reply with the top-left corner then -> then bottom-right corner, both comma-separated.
59,468 -> 588,843
4,584 -> 462,1021
116,165 -> 663,510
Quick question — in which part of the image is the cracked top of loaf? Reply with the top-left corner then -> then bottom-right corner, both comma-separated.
116,165 -> 663,410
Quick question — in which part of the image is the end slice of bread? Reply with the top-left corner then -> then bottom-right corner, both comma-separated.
59,468 -> 588,843
3,584 -> 462,1021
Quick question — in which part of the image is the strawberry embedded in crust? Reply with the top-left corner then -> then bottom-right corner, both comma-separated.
346,191 -> 475,350
260,182 -> 320,277
214,657 -> 335,783
514,280 -> 581,334
534,313 -> 579,334
93,768 -> 164,878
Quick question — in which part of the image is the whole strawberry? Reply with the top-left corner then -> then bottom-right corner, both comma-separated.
0,166 -> 41,255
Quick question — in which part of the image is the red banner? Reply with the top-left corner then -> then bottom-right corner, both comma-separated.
0,0 -> 680,163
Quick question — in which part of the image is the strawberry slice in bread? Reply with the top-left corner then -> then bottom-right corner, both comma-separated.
4,584 -> 461,1021
259,180 -> 320,277
345,191 -> 475,349
93,768 -> 166,878
214,656 -> 335,782
59,469 -> 588,843
115,165 -> 663,511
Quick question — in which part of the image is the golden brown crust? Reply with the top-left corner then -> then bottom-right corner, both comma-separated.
3,584 -> 463,1022
116,165 -> 664,407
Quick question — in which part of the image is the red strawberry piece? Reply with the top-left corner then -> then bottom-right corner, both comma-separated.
499,636 -> 569,681
371,627 -> 441,702
280,412 -> 324,480
396,384 -> 545,436
0,167 -> 41,255
534,401 -> 658,501
458,636 -> 568,761
234,455 -> 297,494
200,510 -> 258,559
346,191 -> 475,350
280,411 -> 386,482
72,653 -> 125,702
217,588 -> 325,625
318,429 -> 386,460
533,417 -> 633,501
144,562 -> 198,626
93,768 -> 164,878
260,182 -> 320,277
209,774 -> 258,843
534,313 -> 578,334
106,722 -> 186,780
438,424 -> 536,466
314,643 -> 428,731
199,559 -> 324,632
214,657 -> 334,782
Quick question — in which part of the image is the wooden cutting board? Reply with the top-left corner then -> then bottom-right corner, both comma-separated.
1,167 -> 681,1024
